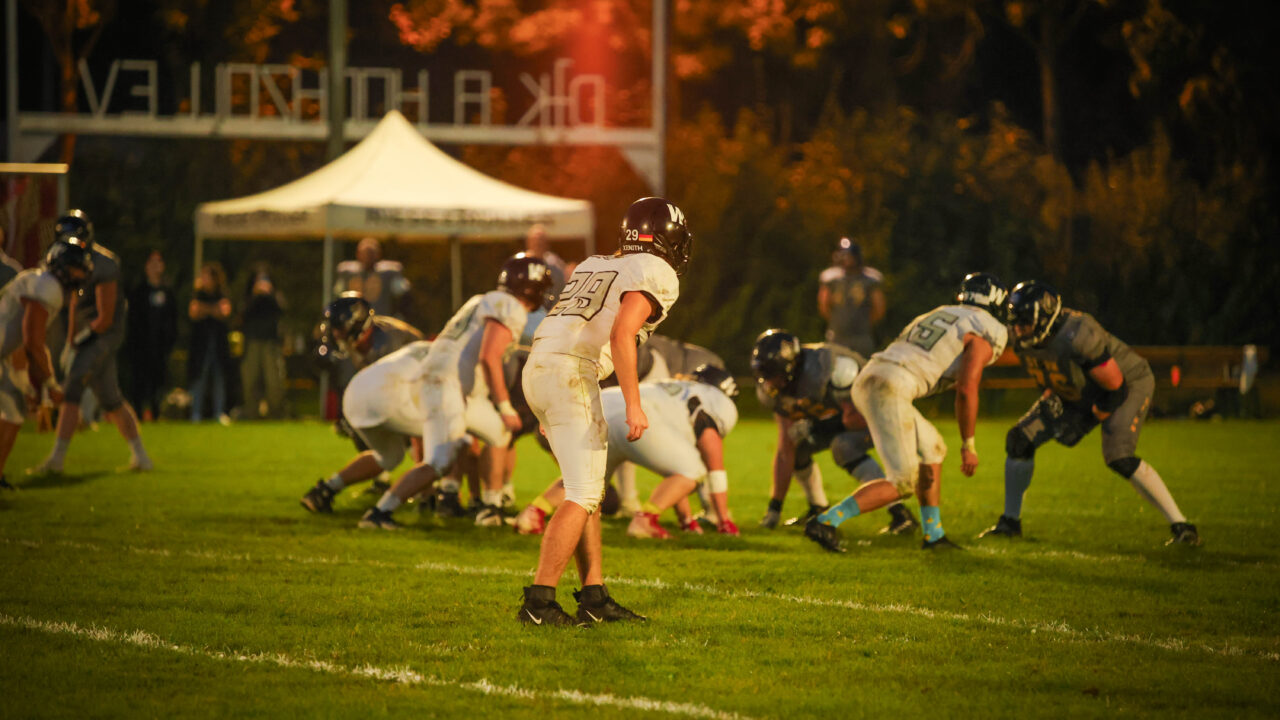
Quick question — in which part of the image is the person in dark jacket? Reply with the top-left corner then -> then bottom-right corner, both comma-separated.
125,250 -> 178,421
188,262 -> 233,424
240,265 -> 285,419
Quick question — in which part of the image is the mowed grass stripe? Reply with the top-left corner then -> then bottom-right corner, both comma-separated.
6,534 -> 1275,663
0,612 -> 755,720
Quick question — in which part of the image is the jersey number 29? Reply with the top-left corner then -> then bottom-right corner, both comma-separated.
547,270 -> 618,321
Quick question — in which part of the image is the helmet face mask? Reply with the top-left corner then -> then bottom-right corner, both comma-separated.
618,196 -> 692,276
322,292 -> 374,358
751,329 -> 801,395
1005,281 -> 1062,349
957,272 -> 1007,314
44,239 -> 95,290
497,253 -> 554,308
691,363 -> 739,399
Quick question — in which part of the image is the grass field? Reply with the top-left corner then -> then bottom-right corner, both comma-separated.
2,416 -> 1278,718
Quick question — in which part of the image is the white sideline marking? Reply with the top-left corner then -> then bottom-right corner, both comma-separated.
4,536 -> 1277,663
0,612 -> 753,720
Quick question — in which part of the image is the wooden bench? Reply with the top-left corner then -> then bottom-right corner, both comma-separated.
980,346 -> 1269,391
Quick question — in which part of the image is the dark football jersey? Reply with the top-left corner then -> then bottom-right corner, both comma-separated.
75,245 -> 127,328
1015,310 -> 1151,409
756,343 -> 864,422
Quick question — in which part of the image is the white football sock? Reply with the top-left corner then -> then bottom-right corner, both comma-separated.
795,464 -> 828,507
615,462 -> 638,504
374,492 -> 403,513
1128,461 -> 1186,523
325,473 -> 346,491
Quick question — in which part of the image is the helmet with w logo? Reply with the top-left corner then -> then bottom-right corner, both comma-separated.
618,196 -> 692,276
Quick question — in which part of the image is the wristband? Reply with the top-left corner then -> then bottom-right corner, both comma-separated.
961,437 -> 977,453
707,469 -> 729,494
497,400 -> 518,418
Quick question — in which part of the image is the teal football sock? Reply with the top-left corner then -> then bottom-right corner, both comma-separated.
921,505 -> 944,542
818,495 -> 861,527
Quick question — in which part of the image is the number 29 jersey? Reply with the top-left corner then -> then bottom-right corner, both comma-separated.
531,253 -> 680,380
872,304 -> 1008,397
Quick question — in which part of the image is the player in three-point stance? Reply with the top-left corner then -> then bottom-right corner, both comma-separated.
0,242 -> 94,486
354,254 -> 552,530
978,281 -> 1200,546
517,197 -> 690,626
804,273 -> 1008,552
750,329 -> 917,534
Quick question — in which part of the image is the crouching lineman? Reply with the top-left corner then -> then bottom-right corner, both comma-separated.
805,273 -> 1008,552
979,281 -> 1200,546
514,364 -> 742,538
751,330 -> 917,534
357,254 -> 552,529
518,196 -> 689,626
299,340 -> 431,513
0,242 -> 94,485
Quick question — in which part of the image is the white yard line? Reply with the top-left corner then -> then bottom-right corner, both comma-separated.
4,536 -> 1277,663
0,612 -> 754,720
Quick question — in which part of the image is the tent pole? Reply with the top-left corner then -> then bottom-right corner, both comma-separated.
320,230 -> 335,415
585,214 -> 596,258
450,234 -> 462,309
194,231 -> 204,278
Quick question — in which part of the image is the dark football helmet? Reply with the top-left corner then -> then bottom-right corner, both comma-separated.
957,272 -> 1007,313
750,329 -> 801,388
618,196 -> 692,276
692,363 -> 739,399
322,292 -> 374,357
54,209 -> 94,246
833,236 -> 862,264
1005,281 -> 1063,348
44,240 -> 94,289
498,252 -> 554,306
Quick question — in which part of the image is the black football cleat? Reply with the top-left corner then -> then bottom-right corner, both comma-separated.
357,507 -> 401,530
518,586 -> 586,627
978,515 -> 1022,539
300,480 -> 336,513
574,585 -> 647,623
0,475 -> 15,490
804,518 -> 847,553
784,504 -> 828,527
1167,522 -> 1202,547
922,534 -> 965,551
882,503 -> 919,535
435,491 -> 467,518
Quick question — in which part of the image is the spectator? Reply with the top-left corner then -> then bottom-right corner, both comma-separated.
125,250 -> 178,422
188,262 -> 233,424
523,224 -> 567,301
817,237 -> 886,357
334,237 -> 410,318
241,264 -> 286,419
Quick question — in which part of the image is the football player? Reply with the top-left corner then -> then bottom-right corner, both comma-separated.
603,334 -> 727,517
0,242 -> 93,485
751,329 -> 917,534
31,210 -> 153,474
979,281 -> 1200,546
514,364 -> 742,538
517,196 -> 688,626
805,273 -> 1008,552
357,253 -> 552,529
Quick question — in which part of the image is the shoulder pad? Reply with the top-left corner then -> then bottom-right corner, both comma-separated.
336,260 -> 363,274
374,259 -> 404,273
861,266 -> 884,282
818,266 -> 844,283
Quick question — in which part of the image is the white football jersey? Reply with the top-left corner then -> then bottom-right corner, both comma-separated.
531,253 -> 679,379
0,269 -> 65,358
343,341 -> 433,429
424,290 -> 528,395
872,304 -> 1008,397
602,379 -> 738,444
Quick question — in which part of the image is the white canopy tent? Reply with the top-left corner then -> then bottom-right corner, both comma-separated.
194,110 -> 595,309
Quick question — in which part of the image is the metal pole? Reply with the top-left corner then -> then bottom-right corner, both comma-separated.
193,231 -> 204,279
6,0 -> 18,161
450,235 -> 462,310
326,0 -> 347,161
652,0 -> 667,197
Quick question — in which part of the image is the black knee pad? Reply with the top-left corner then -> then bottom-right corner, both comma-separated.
1006,427 -> 1036,460
1107,456 -> 1142,479
793,452 -> 814,472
